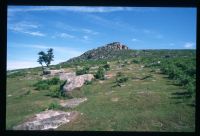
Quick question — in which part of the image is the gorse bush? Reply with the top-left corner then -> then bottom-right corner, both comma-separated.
115,72 -> 129,85
49,85 -> 61,98
7,71 -> 26,78
48,77 -> 60,85
33,80 -> 49,90
33,77 -> 61,91
76,66 -> 90,75
103,64 -> 110,71
48,102 -> 61,110
95,66 -> 105,80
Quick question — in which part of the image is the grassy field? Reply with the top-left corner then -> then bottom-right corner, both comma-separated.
6,59 -> 195,131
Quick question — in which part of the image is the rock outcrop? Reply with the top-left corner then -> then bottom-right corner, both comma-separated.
13,110 -> 79,130
65,42 -> 131,63
63,74 -> 94,92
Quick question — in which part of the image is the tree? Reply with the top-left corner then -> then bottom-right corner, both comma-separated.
37,48 -> 54,74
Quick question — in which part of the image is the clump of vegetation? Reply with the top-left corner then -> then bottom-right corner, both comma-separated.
103,64 -> 110,71
47,102 -> 61,110
115,72 -> 129,87
33,77 -> 61,91
33,80 -> 49,90
132,59 -> 140,64
95,66 -> 105,80
160,57 -> 196,96
76,66 -> 90,75
7,71 -> 26,78
84,80 -> 93,85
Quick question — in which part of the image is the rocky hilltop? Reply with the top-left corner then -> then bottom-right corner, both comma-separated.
66,42 -> 131,63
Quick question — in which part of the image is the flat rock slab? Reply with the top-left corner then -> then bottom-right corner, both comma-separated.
13,110 -> 79,130
60,98 -> 87,108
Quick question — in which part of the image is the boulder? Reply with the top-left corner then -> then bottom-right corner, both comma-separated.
63,74 -> 94,92
13,110 -> 79,130
60,98 -> 87,108
59,72 -> 76,81
44,69 -> 65,76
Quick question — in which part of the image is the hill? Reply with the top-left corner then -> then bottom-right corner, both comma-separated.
66,42 -> 134,63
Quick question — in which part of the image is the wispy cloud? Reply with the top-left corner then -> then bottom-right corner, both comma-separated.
142,29 -> 163,39
131,38 -> 140,42
52,32 -> 75,39
9,6 -> 158,13
8,21 -> 46,37
184,42 -> 195,49
82,28 -> 98,35
83,35 -> 89,40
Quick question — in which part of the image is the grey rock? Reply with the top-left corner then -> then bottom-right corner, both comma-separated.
63,74 -> 94,92
13,110 -> 79,130
59,72 -> 76,81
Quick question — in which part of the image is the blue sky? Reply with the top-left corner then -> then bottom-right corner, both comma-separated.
7,6 -> 196,70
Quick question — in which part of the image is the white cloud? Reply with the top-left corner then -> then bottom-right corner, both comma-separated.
83,35 -> 89,40
9,6 -> 158,13
184,42 -> 194,49
131,38 -> 140,42
169,43 -> 175,46
8,21 -> 46,37
82,28 -> 98,35
59,33 -> 75,38
142,29 -> 163,39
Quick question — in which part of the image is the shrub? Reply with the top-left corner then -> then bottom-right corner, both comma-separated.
132,59 -> 140,64
48,77 -> 60,85
95,67 -> 105,80
33,80 -> 49,90
49,85 -> 61,98
7,71 -> 26,78
103,64 -> 110,71
76,66 -> 90,75
116,76 -> 129,84
48,102 -> 61,110
84,80 -> 93,85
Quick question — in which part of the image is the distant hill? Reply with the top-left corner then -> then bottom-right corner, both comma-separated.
66,42 -> 135,63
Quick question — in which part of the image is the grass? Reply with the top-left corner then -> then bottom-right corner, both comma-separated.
6,58 -> 195,131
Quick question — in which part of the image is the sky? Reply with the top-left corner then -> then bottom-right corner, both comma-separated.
7,6 -> 196,70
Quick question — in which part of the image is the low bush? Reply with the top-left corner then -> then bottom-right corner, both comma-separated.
84,80 -> 93,85
49,85 -> 61,98
48,102 -> 61,110
33,80 -> 49,90
95,66 -> 105,80
7,71 -> 26,78
76,66 -> 90,75
103,64 -> 110,71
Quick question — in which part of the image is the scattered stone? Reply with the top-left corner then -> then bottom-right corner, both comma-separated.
111,97 -> 119,102
104,73 -> 114,79
99,80 -> 104,84
60,98 -> 87,108
63,74 -> 94,92
7,94 -> 12,97
13,110 -> 79,130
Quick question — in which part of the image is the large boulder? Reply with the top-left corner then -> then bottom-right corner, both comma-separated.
13,110 -> 79,130
63,74 -> 94,92
59,72 -> 76,81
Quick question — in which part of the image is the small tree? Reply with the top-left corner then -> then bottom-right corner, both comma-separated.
37,48 -> 54,74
